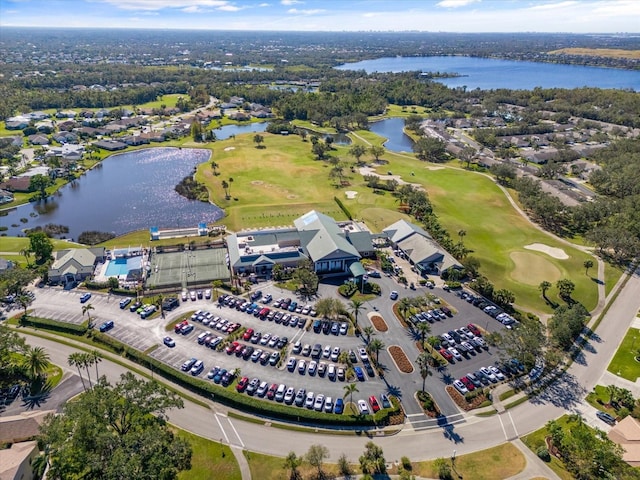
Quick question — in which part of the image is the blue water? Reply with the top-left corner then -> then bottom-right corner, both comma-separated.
336,56 -> 640,91
213,122 -> 268,140
369,118 -> 414,152
105,257 -> 141,276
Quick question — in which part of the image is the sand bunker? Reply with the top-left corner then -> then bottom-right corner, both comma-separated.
345,191 -> 358,199
224,147 -> 236,151
524,243 -> 569,260
250,180 -> 264,185
426,166 -> 445,171
510,251 -> 562,285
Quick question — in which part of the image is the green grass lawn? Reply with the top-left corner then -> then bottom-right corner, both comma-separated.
244,450 -> 342,480
604,262 -> 626,297
521,415 -> 575,480
585,384 -> 618,416
607,327 -> 640,381
0,237 -> 80,253
174,427 -> 240,480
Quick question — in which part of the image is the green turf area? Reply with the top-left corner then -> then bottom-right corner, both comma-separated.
411,443 -> 525,480
585,384 -> 619,417
607,327 -> 640,381
0,237 -> 81,252
174,427 -> 240,480
604,263 -> 626,297
244,450 -> 341,480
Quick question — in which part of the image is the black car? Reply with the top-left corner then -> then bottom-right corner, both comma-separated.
129,301 -> 142,312
99,320 -> 114,332
162,297 -> 179,311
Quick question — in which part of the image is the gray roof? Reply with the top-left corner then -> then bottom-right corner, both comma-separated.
346,231 -> 374,254
49,248 -> 104,277
294,210 -> 360,262
383,219 -> 430,244
397,234 -> 462,272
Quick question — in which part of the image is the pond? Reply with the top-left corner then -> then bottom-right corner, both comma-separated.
1,148 -> 223,241
369,118 -> 414,153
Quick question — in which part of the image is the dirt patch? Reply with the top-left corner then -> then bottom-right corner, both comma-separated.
524,243 -> 569,259
345,190 -> 358,199
250,180 -> 264,185
369,313 -> 388,332
446,385 -> 491,411
223,146 -> 236,151
510,251 -> 562,286
389,345 -> 414,373
286,194 -> 298,199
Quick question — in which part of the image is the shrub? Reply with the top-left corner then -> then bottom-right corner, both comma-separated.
400,456 -> 412,471
537,447 -> 551,462
334,196 -> 352,220
338,282 -> 358,297
20,316 -> 88,335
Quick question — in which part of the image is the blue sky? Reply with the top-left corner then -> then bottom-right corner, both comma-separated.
1,0 -> 638,32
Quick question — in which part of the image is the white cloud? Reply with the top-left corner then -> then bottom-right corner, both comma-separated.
436,0 -> 480,8
258,2 -> 270,6
527,1 -> 578,11
95,0 -> 229,11
362,12 -> 380,18
281,0 -> 302,5
287,8 -> 324,15
218,4 -> 242,11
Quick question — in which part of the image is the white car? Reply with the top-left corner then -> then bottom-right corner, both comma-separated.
284,387 -> 296,404
339,322 -> 348,335
260,333 -> 271,345
256,381 -> 268,397
358,347 -> 369,362
390,291 -> 398,300
305,391 -> 315,409
489,365 -> 506,381
323,345 -> 332,358
447,347 -> 462,361
298,359 -> 307,374
292,341 -> 302,354
324,396 -> 334,413
480,366 -> 498,383
330,346 -> 341,362
308,360 -> 318,376
357,399 -> 370,415
453,379 -> 469,395
314,394 -> 325,411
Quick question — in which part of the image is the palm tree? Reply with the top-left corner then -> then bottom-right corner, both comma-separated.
210,160 -> 219,176
23,345 -> 50,380
68,352 -> 87,391
221,180 -> 229,199
89,350 -> 103,381
398,297 -> 413,321
338,351 -> 351,368
348,299 -> 364,329
315,298 -> 337,320
82,303 -> 95,328
362,326 -> 375,345
584,259 -> 594,276
212,280 -> 223,298
343,383 -> 359,411
283,451 -> 302,480
416,352 -> 433,392
368,338 -> 385,364
458,229 -> 466,241
539,281 -> 551,300
81,352 -> 94,388
20,247 -> 32,267
416,322 -> 431,350
155,293 -> 164,317
606,384 -> 620,405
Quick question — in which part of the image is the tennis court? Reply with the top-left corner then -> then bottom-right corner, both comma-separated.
146,247 -> 230,290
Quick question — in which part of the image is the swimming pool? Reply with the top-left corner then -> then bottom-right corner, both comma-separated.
105,257 -> 142,277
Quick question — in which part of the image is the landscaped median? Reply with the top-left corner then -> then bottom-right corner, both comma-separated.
368,311 -> 388,332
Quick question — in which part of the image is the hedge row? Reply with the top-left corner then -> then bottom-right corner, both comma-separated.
334,196 -> 353,220
20,316 -> 88,335
89,332 -> 397,427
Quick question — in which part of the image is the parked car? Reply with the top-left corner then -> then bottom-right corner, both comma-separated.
596,411 -> 616,425
380,393 -> 391,409
453,379 -> 468,395
284,387 -> 296,404
207,366 -> 220,379
163,336 -> 175,347
314,394 -> 325,411
266,383 -> 278,400
304,391 -> 315,409
99,320 -> 114,333
256,381 -> 269,397
181,358 -> 197,371
354,366 -> 365,381
236,376 -> 249,392
80,292 -> 92,303
369,395 -> 380,413
294,388 -> 306,407
190,360 -> 204,376
129,301 -> 142,312
119,298 -> 132,309
357,399 -> 370,415
275,384 -> 287,402
334,397 -> 344,414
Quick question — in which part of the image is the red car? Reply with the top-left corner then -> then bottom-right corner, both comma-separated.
242,328 -> 254,341
174,320 -> 188,333
236,376 -> 249,392
467,323 -> 481,336
369,395 -> 380,413
266,383 -> 278,400
460,376 -> 475,391
225,341 -> 239,355
439,348 -> 454,362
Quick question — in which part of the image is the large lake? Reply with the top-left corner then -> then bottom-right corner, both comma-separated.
1,148 -> 224,241
336,56 -> 640,91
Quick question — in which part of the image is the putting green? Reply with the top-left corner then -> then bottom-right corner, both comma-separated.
509,251 -> 563,286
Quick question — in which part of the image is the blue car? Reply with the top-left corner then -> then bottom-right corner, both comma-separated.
334,398 -> 344,414
80,293 -> 92,303
99,320 -> 114,332
354,366 -> 365,381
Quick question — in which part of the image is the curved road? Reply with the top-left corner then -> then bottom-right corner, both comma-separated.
18,264 -> 640,464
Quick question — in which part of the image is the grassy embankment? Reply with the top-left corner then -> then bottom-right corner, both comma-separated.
548,48 -> 640,60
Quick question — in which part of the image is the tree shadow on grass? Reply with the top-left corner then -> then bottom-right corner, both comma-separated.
528,372 -> 586,410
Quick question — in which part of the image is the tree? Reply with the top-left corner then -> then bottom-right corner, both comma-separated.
22,345 -> 50,380
305,444 -> 329,479
29,173 -> 53,200
490,162 -> 517,185
312,141 -> 329,160
292,261 -> 319,298
343,383 -> 359,409
369,145 -> 385,162
68,352 -> 88,391
459,146 -> 477,168
368,338 -> 385,364
211,279 -> 223,298
492,314 -> 547,370
556,278 -> 576,300
38,372 -> 191,480
398,297 -> 413,320
359,441 -> 386,475
434,457 -> 452,480
584,259 -> 594,276
16,292 -> 33,317
539,280 -> 552,300
349,144 -> 367,163
416,321 -> 431,349
606,384 -> 620,405
413,137 -> 447,162
89,349 -> 102,381
416,352 -> 433,392
348,299 -> 364,329
210,160 -> 219,176
82,303 -> 95,327
253,133 -> 265,148
19,247 -> 32,267
337,453 -> 353,477
221,179 -> 230,199
283,451 -> 302,480
28,231 -> 53,263
493,288 -> 516,309
362,326 -> 375,345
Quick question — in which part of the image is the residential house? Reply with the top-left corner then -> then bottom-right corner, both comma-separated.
94,140 -> 127,151
0,257 -> 14,271
52,131 -> 78,144
0,177 -> 31,193
383,219 -> 462,276
55,110 -> 77,119
27,134 -> 49,146
48,247 -> 106,284
608,416 -> 640,467
0,410 -> 53,480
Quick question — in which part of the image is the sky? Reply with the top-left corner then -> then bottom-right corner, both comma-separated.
1,0 -> 638,33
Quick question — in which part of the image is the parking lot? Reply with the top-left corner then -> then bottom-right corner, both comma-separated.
29,276 -> 521,417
